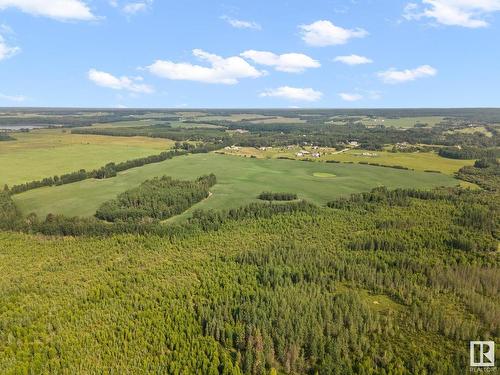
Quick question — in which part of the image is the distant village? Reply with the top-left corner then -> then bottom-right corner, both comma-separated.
222,138 -> 364,159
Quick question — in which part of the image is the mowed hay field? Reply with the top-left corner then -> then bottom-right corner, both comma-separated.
322,150 -> 475,174
219,147 -> 475,175
328,116 -> 446,128
0,129 -> 174,186
13,153 -> 459,219
360,116 -> 446,128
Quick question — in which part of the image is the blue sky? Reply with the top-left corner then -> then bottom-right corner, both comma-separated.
0,0 -> 499,108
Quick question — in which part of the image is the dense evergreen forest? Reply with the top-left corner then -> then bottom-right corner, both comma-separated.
0,186 -> 498,374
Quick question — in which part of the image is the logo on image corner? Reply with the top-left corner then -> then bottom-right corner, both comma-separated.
470,341 -> 496,371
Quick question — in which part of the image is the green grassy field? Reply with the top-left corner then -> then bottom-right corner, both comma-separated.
361,116 -> 446,128
323,149 -> 475,174
329,116 -> 446,128
447,126 -> 493,137
218,147 -> 475,175
0,129 -> 174,186
13,153 -> 460,219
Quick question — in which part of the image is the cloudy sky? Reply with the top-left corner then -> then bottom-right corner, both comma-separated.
0,0 -> 499,108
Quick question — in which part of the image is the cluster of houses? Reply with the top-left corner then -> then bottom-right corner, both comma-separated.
394,142 -> 410,150
296,150 -> 321,158
223,140 -> 362,160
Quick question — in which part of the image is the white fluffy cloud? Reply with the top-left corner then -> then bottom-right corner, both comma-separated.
404,0 -> 500,28
123,0 -> 152,15
0,0 -> 96,21
108,0 -> 152,15
0,34 -> 19,61
241,50 -> 320,73
300,20 -> 368,46
147,49 -> 264,85
88,69 -> 154,93
0,92 -> 25,102
378,65 -> 437,84
334,54 -> 373,65
339,93 -> 363,101
260,86 -> 323,102
221,16 -> 261,30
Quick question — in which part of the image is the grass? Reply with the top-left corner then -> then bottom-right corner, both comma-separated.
361,116 -> 446,128
447,126 -> 493,137
0,129 -> 174,186
323,149 -> 476,174
313,172 -> 337,178
329,116 -> 446,128
218,147 -> 475,175
13,153 -> 459,220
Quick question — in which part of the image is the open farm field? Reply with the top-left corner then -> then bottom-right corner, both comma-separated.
13,153 -> 459,219
0,129 -> 174,186
218,146 -> 475,174
361,116 -> 446,128
447,126 -> 494,137
329,116 -> 446,128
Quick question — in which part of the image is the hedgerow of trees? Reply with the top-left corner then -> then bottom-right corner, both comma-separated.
0,133 -> 15,141
258,192 -> 298,201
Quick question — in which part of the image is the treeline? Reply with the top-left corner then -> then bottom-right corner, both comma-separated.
258,192 -> 298,201
96,175 -> 217,222
6,149 -> 188,195
0,190 -> 318,237
0,133 -> 15,141
358,161 -> 412,170
438,146 -> 499,160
